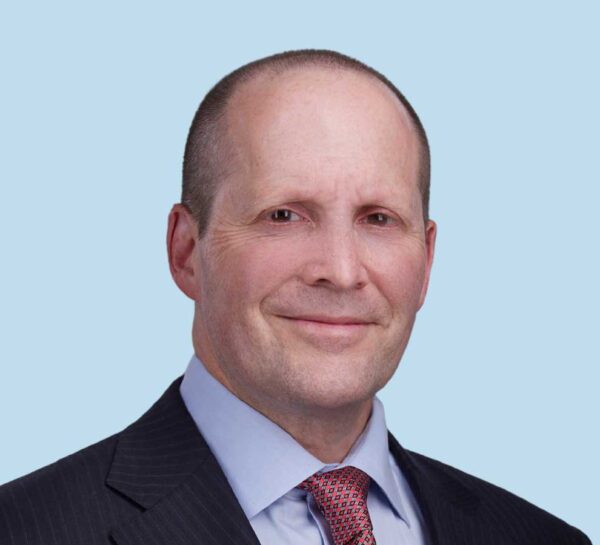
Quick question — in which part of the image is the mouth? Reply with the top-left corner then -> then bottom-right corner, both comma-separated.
279,314 -> 374,326
274,315 -> 375,346
285,318 -> 370,329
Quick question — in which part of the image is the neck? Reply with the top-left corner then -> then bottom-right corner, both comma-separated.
202,356 -> 373,463
192,334 -> 375,463
263,399 -> 374,463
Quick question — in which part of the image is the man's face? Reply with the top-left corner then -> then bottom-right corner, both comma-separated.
191,68 -> 436,417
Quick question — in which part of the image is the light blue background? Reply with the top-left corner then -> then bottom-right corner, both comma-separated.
1,1 -> 597,541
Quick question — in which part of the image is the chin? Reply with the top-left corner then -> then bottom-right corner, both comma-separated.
284,364 -> 386,411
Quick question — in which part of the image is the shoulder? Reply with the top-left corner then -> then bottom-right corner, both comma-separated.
0,377 -> 187,545
405,449 -> 592,544
0,434 -> 138,545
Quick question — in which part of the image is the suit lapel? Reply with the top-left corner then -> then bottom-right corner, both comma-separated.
105,376 -> 517,545
106,377 -> 260,545
388,433 -> 516,545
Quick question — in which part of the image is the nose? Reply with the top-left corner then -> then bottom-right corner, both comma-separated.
301,225 -> 368,291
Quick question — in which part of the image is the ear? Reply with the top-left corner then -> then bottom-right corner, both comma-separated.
167,203 -> 200,301
417,219 -> 437,309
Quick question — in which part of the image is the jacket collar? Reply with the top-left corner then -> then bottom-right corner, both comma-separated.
388,434 -> 515,545
106,377 -> 261,545
106,376 -> 514,545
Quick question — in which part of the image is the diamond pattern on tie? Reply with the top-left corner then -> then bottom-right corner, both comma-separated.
298,465 -> 376,545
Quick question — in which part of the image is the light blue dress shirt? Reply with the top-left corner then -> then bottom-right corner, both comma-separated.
180,355 -> 429,545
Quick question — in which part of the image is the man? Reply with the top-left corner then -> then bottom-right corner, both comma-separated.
0,50 -> 591,545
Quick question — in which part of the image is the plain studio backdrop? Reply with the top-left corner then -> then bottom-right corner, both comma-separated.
0,1 -> 597,542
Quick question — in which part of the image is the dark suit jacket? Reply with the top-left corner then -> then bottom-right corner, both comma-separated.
0,377 -> 592,545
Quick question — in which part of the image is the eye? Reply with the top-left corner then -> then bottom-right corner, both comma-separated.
268,209 -> 302,223
364,212 -> 396,226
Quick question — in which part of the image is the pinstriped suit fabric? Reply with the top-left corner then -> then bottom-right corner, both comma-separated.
0,435 -> 128,545
398,448 -> 592,545
0,378 -> 592,545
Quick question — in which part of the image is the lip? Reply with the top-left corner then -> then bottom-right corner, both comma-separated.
275,315 -> 374,346
279,315 -> 374,326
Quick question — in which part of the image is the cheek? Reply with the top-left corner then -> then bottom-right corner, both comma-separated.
366,241 -> 428,308
204,237 -> 303,308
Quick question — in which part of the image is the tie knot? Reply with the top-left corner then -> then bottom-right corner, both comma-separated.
298,466 -> 376,545
299,465 -> 370,500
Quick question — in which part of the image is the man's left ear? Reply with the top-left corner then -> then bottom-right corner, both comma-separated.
167,203 -> 200,301
418,219 -> 437,309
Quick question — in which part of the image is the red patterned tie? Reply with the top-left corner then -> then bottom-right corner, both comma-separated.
298,465 -> 377,545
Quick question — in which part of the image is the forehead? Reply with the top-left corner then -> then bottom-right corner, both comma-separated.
220,67 -> 421,209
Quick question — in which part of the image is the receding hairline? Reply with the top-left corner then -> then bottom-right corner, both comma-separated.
225,62 -> 421,143
182,49 -> 431,236
219,63 -> 423,191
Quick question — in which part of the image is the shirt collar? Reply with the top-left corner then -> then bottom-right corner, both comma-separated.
180,354 -> 409,523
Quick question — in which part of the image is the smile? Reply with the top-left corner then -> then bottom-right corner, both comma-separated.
276,315 -> 374,346
279,314 -> 374,325
287,318 -> 370,327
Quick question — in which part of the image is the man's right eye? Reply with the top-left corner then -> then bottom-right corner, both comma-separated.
269,209 -> 301,222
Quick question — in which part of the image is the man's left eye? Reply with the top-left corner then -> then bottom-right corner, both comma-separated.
365,212 -> 394,226
269,209 -> 302,222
